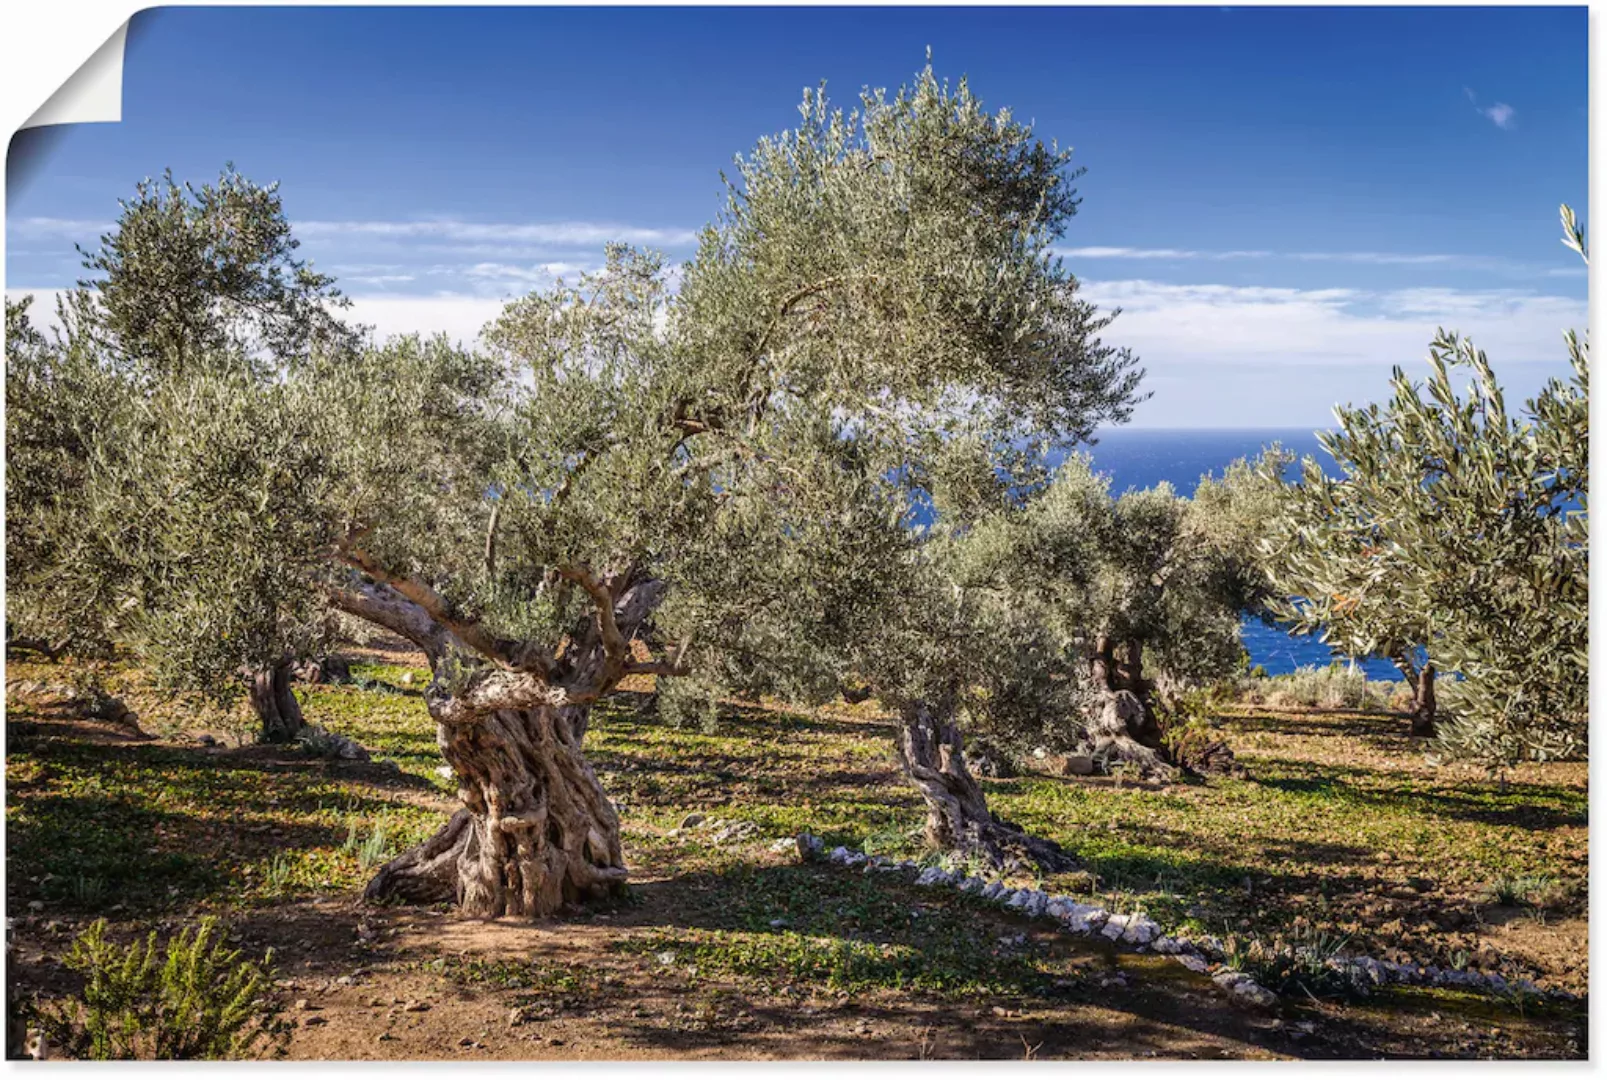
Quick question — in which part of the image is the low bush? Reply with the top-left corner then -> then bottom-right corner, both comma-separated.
35,917 -> 289,1060
1244,663 -> 1395,711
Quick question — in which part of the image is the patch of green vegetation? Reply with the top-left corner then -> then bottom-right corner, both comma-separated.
5,694 -> 442,914
30,917 -> 290,1060
7,655 -> 1585,1005
445,956 -> 604,998
611,863 -> 1066,998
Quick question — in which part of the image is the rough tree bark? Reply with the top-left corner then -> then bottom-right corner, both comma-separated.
333,566 -> 670,919
1081,635 -> 1171,777
248,660 -> 304,743
894,699 -> 1076,872
365,698 -> 625,917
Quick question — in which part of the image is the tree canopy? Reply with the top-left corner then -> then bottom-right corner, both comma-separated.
6,67 -> 1145,915
1261,207 -> 1588,765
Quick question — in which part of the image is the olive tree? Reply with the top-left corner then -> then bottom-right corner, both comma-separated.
26,68 -> 1140,917
65,165 -> 359,372
848,448 -> 1282,866
6,167 -> 359,741
1261,207 -> 1587,763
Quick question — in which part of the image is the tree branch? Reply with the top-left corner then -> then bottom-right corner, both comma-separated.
324,578 -> 449,662
337,541 -> 553,676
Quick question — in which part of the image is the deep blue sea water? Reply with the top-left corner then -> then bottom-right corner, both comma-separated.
1072,428 -> 1404,680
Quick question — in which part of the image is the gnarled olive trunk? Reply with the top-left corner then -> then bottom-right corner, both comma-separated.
895,700 -> 1075,872
1082,635 -> 1171,777
248,661 -> 304,743
365,700 -> 625,918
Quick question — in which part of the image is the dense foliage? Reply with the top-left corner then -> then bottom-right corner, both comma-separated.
6,168 -> 359,699
860,449 -> 1288,763
1261,207 -> 1588,765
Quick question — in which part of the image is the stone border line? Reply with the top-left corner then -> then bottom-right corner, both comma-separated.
779,833 -> 1571,1010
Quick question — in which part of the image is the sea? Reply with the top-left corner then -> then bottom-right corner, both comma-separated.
1067,427 -> 1404,680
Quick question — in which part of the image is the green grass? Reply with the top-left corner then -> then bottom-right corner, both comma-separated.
5,656 -> 1586,999
5,678 -> 444,915
606,863 -> 1066,998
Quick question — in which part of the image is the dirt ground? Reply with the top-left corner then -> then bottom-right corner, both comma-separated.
4,644 -> 1588,1060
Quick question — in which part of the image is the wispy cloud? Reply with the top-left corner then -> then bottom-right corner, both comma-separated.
9,217 -> 108,239
1059,247 -> 1270,260
1079,279 -> 1582,368
295,219 -> 699,248
1464,87 -> 1516,130
462,261 -> 591,287
1481,102 -> 1517,129
1059,246 -> 1558,275
10,216 -> 700,252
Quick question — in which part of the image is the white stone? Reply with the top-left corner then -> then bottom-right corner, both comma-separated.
959,877 -> 984,893
1101,914 -> 1130,940
1066,907 -> 1109,935
828,846 -> 852,864
1122,916 -> 1159,945
915,866 -> 949,888
1151,935 -> 1178,954
769,837 -> 797,854
980,882 -> 1005,902
1023,892 -> 1049,919
1175,953 -> 1210,974
1212,972 -> 1278,1011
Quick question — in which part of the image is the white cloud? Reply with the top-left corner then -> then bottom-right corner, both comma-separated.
461,261 -> 591,290
1465,87 -> 1516,130
345,293 -> 508,346
1082,279 -> 1582,369
8,217 -> 107,238
11,276 -> 1580,428
343,273 -> 417,286
5,287 -> 507,349
1060,246 -> 1546,272
1481,102 -> 1516,130
295,219 -> 699,248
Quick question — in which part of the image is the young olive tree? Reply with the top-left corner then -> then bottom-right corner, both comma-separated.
6,167 -> 359,741
27,67 -> 1141,917
1261,207 -> 1587,763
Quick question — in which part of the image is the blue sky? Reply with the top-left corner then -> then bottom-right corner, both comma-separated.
5,5 -> 1588,427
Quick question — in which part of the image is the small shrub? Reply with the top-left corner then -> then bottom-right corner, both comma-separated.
1255,664 -> 1392,711
69,873 -> 108,908
341,820 -> 391,868
1482,874 -> 1557,909
1219,924 -> 1366,1001
36,918 -> 289,1060
355,824 -> 392,870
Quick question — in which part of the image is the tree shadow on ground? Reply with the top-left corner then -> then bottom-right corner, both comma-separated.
1249,762 -> 1585,832
521,859 -> 1579,1059
1230,708 -> 1412,741
6,717 -> 443,917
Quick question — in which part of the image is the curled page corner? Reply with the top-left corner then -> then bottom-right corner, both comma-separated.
21,20 -> 130,131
